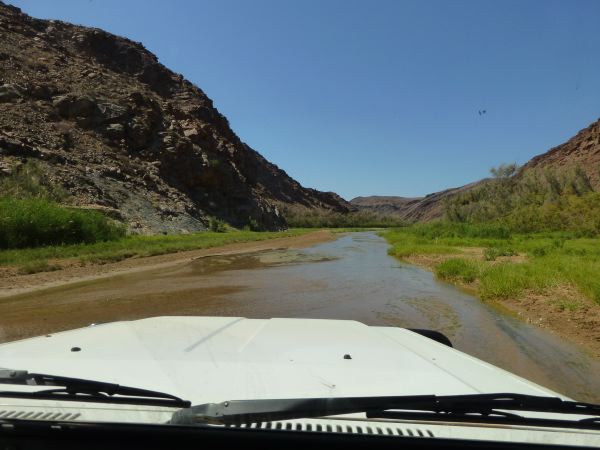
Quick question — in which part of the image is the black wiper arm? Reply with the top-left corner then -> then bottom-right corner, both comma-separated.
0,369 -> 191,408
170,393 -> 600,427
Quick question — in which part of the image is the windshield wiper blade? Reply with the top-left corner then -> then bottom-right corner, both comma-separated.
171,393 -> 600,428
0,369 -> 191,408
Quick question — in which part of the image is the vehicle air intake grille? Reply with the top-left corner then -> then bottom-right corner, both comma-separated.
229,419 -> 435,437
0,410 -> 81,421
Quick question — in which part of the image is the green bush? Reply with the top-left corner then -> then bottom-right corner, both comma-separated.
244,217 -> 263,232
208,217 -> 227,233
445,162 -> 600,235
0,198 -> 125,249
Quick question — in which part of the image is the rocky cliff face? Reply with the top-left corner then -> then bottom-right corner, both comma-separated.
352,118 -> 600,222
0,2 -> 350,233
521,118 -> 600,188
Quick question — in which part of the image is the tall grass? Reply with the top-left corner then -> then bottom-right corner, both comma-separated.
0,159 -> 67,201
435,258 -> 480,283
0,198 -> 125,249
0,159 -> 124,249
409,221 -> 512,239
383,222 -> 600,305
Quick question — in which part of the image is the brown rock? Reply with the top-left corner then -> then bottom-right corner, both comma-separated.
0,83 -> 20,102
52,94 -> 98,119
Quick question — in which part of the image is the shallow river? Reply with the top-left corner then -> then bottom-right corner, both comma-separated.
2,232 -> 599,401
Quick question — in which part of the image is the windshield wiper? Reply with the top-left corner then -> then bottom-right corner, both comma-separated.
171,393 -> 600,430
0,369 -> 191,408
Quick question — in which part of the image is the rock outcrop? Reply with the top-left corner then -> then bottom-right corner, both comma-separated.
521,118 -> 600,187
0,2 -> 350,233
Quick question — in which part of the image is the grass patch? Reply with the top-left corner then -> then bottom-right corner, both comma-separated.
0,229 -> 313,267
383,222 -> 600,305
484,247 -> 517,261
383,228 -> 462,258
330,227 -> 381,233
17,260 -> 61,275
553,297 -> 584,312
479,263 -> 546,299
389,243 -> 460,258
435,258 -> 480,283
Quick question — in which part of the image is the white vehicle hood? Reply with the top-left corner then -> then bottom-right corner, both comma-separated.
0,316 -> 562,404
3,317 -> 600,448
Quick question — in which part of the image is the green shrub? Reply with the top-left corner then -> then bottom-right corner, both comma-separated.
0,198 -> 125,249
282,206 -> 407,228
208,217 -> 227,233
244,217 -> 263,232
445,162 -> 600,235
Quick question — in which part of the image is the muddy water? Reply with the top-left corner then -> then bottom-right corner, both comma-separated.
1,232 -> 599,402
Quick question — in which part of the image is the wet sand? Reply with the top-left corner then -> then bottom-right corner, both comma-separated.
0,230 -> 336,298
1,231 -> 599,402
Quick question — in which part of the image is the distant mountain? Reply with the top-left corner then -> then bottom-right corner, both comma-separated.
352,118 -> 600,222
351,182 -> 482,222
0,2 -> 350,233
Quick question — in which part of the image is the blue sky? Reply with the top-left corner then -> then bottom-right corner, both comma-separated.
8,0 -> 600,199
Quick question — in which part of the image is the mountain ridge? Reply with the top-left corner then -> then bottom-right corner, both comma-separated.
0,1 -> 350,233
352,118 -> 600,221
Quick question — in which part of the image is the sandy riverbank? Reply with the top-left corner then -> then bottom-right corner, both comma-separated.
0,230 -> 336,299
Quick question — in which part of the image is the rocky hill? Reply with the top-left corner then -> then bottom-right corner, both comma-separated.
0,2 -> 350,233
521,118 -> 600,187
350,196 -> 418,216
352,118 -> 600,222
351,182 -> 482,222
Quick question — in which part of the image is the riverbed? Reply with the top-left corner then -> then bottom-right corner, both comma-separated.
1,231 -> 599,402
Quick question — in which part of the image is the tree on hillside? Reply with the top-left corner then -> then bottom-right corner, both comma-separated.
490,163 -> 518,179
